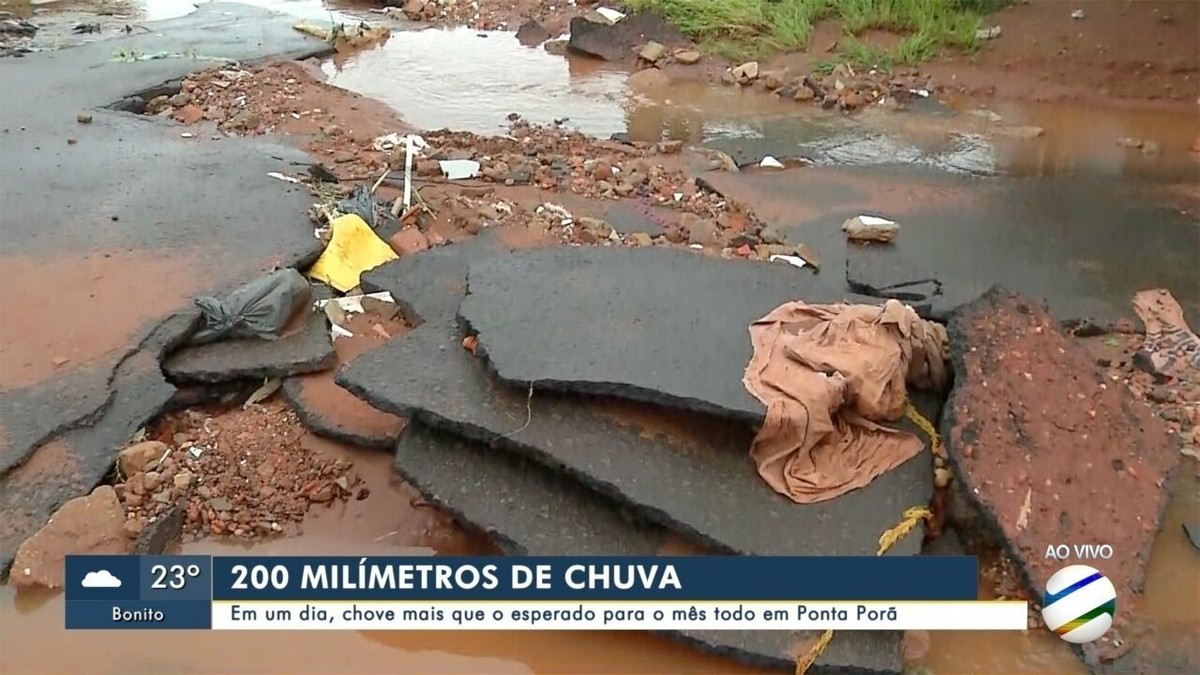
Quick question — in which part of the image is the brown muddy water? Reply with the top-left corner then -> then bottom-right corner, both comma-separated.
3,1 -> 1199,673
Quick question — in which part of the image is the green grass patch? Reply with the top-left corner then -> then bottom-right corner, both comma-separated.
623,0 -> 1006,66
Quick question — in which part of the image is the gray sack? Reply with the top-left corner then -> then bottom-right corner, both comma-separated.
190,268 -> 312,345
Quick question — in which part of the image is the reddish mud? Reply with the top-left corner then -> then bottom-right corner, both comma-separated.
0,423 -> 766,675
0,251 -> 204,390
925,0 -> 1200,112
289,310 -> 408,446
946,291 -> 1178,661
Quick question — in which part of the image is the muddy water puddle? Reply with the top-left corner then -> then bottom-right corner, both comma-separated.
322,27 -> 1198,180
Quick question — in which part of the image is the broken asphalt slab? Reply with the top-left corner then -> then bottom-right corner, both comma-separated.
0,311 -> 198,577
395,421 -> 906,674
359,228 -> 521,326
697,165 -> 1200,326
457,246 -> 881,422
163,294 -> 335,384
0,3 -> 334,576
942,287 -> 1179,665
338,318 -> 936,558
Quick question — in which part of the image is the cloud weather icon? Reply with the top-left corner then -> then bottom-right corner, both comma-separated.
81,570 -> 122,588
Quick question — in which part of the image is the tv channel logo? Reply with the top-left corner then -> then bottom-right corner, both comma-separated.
1041,565 -> 1117,644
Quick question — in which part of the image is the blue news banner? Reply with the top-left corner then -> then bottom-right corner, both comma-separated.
65,555 -> 979,630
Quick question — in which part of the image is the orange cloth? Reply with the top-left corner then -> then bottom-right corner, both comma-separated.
743,300 -> 948,504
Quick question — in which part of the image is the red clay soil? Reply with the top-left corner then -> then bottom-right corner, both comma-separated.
944,288 -> 1178,663
288,310 -> 408,448
925,0 -> 1200,111
0,250 -> 205,390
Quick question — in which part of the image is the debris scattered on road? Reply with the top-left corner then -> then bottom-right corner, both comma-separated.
76,112 -> 92,124
1071,9 -> 1086,20
72,22 -> 100,35
293,20 -> 390,50
768,254 -> 807,269
759,156 -> 785,169
308,214 -> 398,292
439,159 -> 481,180
267,171 -> 304,184
843,215 -> 899,243
121,403 -> 358,542
1131,288 -> 1200,379
243,377 -> 283,409
191,268 -> 312,345
976,26 -> 1002,41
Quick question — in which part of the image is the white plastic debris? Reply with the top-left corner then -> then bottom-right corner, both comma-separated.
688,244 -> 703,250
372,132 -> 402,152
439,159 -> 481,180
673,192 -> 683,202
315,291 -> 395,314
267,172 -> 303,184
1071,9 -> 1085,20
537,203 -> 574,227
180,132 -> 195,139
976,26 -> 1001,40
769,254 -> 808,269
402,134 -> 428,212
595,7 -> 625,23
759,156 -> 785,169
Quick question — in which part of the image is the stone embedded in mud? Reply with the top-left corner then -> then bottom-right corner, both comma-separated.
943,287 -> 1178,663
10,486 -> 130,591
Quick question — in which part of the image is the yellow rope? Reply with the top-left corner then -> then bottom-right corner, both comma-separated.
904,402 -> 944,459
795,404 -> 940,674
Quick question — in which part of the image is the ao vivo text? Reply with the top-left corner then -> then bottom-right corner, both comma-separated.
1044,544 -> 1114,560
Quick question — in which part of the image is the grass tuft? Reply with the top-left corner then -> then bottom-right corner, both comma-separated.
623,0 -> 1005,67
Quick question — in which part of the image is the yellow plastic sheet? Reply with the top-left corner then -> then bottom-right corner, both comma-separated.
307,214 -> 398,293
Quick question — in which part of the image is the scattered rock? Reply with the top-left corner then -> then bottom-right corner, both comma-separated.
684,215 -> 722,246
674,49 -> 701,65
638,41 -> 667,63
760,70 -> 787,90
10,486 -> 130,591
515,19 -> 550,47
226,109 -> 260,132
843,215 -> 899,243
759,226 -> 786,245
176,104 -> 203,125
119,440 -> 169,477
731,61 -> 759,84
629,232 -> 653,247
389,228 -> 431,256
76,112 -> 92,124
